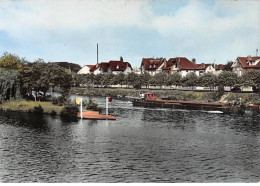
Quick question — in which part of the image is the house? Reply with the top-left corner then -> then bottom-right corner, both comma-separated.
196,63 -> 226,76
232,56 -> 260,76
99,60 -> 133,74
140,58 -> 166,76
77,58 -> 133,75
77,65 -> 96,74
214,64 -> 226,75
160,57 -> 202,77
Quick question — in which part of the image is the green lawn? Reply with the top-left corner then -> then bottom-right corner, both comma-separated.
0,101 -> 64,114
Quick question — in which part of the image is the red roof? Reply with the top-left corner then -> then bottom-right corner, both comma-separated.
215,64 -> 226,70
90,64 -> 100,72
165,57 -> 201,70
141,58 -> 165,70
196,64 -> 211,69
108,60 -> 132,71
237,56 -> 260,68
86,65 -> 95,69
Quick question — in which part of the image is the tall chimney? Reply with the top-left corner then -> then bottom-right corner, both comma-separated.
192,58 -> 196,64
97,43 -> 99,64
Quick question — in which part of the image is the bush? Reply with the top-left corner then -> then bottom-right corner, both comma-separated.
60,104 -> 79,121
51,97 -> 65,106
33,105 -> 43,114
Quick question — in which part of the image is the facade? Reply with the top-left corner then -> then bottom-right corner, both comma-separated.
99,60 -> 133,74
197,63 -> 226,76
161,57 -> 201,77
232,56 -> 260,76
140,58 -> 166,76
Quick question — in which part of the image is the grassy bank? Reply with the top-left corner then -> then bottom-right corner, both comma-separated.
0,101 -> 64,114
71,87 -> 260,105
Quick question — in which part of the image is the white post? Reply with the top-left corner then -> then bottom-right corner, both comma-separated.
106,97 -> 108,115
80,98 -> 83,119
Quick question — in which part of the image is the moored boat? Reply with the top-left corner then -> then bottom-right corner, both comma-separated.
132,93 -> 245,113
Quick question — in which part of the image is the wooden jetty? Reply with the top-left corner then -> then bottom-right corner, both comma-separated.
77,111 -> 116,120
133,93 -> 245,113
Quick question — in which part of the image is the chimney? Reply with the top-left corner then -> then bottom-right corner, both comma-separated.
192,58 -> 196,64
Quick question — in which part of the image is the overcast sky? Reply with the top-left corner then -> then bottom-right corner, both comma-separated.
0,0 -> 259,67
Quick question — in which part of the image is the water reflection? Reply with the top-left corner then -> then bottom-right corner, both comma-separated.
0,98 -> 259,182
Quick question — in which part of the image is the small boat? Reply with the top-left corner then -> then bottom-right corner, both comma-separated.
132,93 -> 245,113
77,111 -> 116,120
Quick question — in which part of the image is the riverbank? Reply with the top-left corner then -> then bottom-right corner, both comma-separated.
71,87 -> 260,105
0,101 -> 64,114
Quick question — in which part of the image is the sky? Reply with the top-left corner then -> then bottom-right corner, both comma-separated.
0,0 -> 259,68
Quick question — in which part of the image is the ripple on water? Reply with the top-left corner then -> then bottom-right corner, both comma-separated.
0,98 -> 260,182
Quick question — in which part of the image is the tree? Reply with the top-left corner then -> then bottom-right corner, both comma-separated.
54,62 -> 82,73
94,73 -> 103,87
139,72 -> 151,88
166,73 -> 181,87
223,61 -> 233,71
125,72 -> 139,88
217,71 -> 239,87
153,72 -> 167,88
181,72 -> 198,89
241,71 -> 260,92
0,52 -> 29,73
197,73 -> 217,90
0,69 -> 21,101
103,73 -> 115,87
21,61 -> 72,101
113,73 -> 125,87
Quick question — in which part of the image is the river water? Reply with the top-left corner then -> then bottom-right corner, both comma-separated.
0,97 -> 259,182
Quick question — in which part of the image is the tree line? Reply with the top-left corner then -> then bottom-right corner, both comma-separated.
74,70 -> 260,92
1,52 -> 260,103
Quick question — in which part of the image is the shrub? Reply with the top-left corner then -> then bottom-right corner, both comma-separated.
60,104 -> 79,121
33,105 -> 43,114
51,97 -> 65,106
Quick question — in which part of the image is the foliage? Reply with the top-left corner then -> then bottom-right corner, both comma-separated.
125,72 -> 139,87
181,72 -> 198,88
223,61 -> 233,71
20,60 -> 72,101
139,72 -> 151,88
0,52 -> 28,72
197,73 -> 217,89
166,73 -> 182,87
241,71 -> 260,88
153,72 -> 167,88
60,104 -> 79,121
54,62 -> 81,73
0,69 -> 21,101
217,71 -> 239,87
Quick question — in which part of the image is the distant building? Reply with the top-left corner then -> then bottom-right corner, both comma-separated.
161,57 -> 201,77
197,63 -> 226,76
140,58 -> 166,76
77,58 -> 133,75
232,56 -> 260,76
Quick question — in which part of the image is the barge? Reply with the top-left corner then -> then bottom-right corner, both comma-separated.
133,93 -> 245,113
